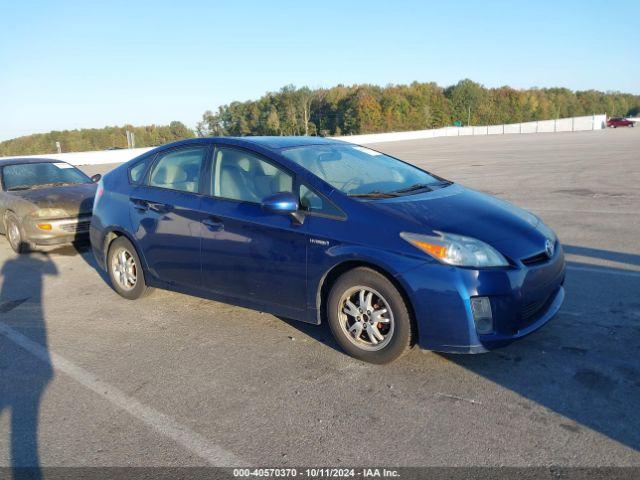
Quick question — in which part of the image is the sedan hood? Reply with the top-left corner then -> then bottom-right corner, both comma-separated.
369,184 -> 549,260
12,183 -> 96,217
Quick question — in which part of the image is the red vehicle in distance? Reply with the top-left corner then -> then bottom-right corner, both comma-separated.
607,117 -> 635,128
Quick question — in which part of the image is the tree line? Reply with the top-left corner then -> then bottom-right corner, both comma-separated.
197,79 -> 640,137
0,121 -> 193,156
2,80 -> 639,156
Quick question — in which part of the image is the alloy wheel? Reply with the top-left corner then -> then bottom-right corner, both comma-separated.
338,286 -> 395,351
8,222 -> 21,251
111,247 -> 137,291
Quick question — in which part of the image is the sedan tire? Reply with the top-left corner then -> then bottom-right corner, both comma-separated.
5,213 -> 30,254
327,267 -> 413,364
107,236 -> 153,300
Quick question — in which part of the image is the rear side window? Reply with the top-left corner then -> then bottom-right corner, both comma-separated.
129,160 -> 147,184
148,146 -> 207,193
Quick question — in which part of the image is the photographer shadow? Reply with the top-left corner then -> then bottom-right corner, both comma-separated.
0,253 -> 58,479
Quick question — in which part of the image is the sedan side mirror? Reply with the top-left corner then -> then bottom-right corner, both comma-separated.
261,192 -> 304,224
91,174 -> 102,183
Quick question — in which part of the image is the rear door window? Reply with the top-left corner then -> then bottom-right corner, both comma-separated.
148,146 -> 207,193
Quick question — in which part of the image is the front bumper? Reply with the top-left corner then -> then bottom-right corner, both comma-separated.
23,215 -> 92,245
400,245 -> 566,353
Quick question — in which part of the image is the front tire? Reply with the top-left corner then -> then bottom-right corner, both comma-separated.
5,213 -> 30,254
107,236 -> 153,300
327,267 -> 413,364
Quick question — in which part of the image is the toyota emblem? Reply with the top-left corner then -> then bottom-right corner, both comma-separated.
545,239 -> 554,258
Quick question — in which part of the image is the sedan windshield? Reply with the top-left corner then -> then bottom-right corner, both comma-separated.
2,162 -> 91,191
281,144 -> 449,197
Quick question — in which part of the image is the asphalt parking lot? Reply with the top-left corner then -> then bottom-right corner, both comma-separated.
1,128 -> 639,467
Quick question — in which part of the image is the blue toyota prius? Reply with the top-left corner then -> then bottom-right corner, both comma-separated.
90,136 -> 565,363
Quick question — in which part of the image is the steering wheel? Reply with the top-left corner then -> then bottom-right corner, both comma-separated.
341,177 -> 364,193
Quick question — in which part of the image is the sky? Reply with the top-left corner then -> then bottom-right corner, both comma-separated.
1,0 -> 639,141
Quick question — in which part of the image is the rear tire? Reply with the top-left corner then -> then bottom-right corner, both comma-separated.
5,213 -> 30,254
327,267 -> 413,364
107,236 -> 153,300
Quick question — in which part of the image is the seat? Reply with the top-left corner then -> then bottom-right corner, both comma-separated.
220,163 -> 260,202
151,161 -> 199,192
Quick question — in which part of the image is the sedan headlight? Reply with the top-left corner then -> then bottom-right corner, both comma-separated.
400,231 -> 509,268
29,208 -> 68,219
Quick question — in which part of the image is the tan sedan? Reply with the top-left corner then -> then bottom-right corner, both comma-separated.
0,157 -> 99,253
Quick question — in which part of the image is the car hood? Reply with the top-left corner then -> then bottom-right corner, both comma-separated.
11,183 -> 96,217
368,184 -> 549,260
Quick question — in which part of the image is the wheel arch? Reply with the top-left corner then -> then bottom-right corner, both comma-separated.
2,209 -> 22,235
1,209 -> 14,233
316,260 -> 417,342
101,228 -> 149,273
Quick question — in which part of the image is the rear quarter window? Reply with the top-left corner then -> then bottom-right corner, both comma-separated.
128,160 -> 147,184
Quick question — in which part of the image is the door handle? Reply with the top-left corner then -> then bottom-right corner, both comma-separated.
148,202 -> 171,213
130,198 -> 148,212
202,217 -> 224,231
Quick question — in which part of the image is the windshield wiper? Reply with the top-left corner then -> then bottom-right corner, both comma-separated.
41,182 -> 74,187
8,182 -> 75,191
392,183 -> 434,194
435,180 -> 453,187
349,191 -> 399,198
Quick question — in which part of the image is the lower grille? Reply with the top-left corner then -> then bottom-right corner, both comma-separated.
61,221 -> 91,233
520,289 -> 557,330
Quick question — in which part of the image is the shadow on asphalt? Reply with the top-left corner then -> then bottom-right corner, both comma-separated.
441,254 -> 640,453
278,247 -> 640,453
0,197 -> 99,477
1,241 -> 638,473
563,244 -> 640,267
0,253 -> 57,479
276,316 -> 343,354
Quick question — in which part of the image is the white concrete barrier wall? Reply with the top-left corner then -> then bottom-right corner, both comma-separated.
520,121 -> 537,134
10,146 -> 155,166
556,118 -> 573,131
537,120 -> 554,133
503,123 -> 520,134
337,114 -> 607,145
2,114 -> 607,166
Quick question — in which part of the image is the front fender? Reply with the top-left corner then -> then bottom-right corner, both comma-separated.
307,243 -> 429,324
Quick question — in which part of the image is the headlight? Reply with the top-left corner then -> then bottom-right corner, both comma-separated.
400,231 -> 509,268
30,208 -> 68,219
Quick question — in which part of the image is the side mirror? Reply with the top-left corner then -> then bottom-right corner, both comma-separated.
261,192 -> 304,224
91,174 -> 102,183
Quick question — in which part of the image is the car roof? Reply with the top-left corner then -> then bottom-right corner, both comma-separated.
160,136 -> 346,152
223,136 -> 346,150
0,157 -> 64,167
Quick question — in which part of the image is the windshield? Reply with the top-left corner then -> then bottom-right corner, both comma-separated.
2,162 -> 91,191
281,144 -> 449,198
